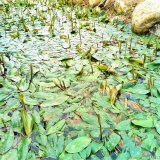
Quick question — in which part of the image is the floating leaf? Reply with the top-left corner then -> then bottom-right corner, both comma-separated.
91,141 -> 103,153
73,153 -> 84,160
154,120 -> 160,134
129,57 -> 143,67
59,152 -> 73,160
1,149 -> 18,160
11,110 -> 23,133
32,110 -> 41,124
141,134 -> 157,152
123,134 -> 142,158
122,81 -> 137,89
146,62 -> 160,69
94,93 -> 110,108
63,104 -> 80,113
47,119 -> 65,135
0,129 -> 14,154
97,64 -> 109,71
116,152 -> 130,160
125,87 -> 149,94
41,95 -> 69,107
18,138 -> 31,160
79,145 -> 92,159
65,137 -> 91,153
0,94 -> 12,102
36,134 -> 48,146
115,120 -> 131,130
57,136 -> 65,155
156,147 -> 160,159
24,96 -> 39,106
81,113 -> 98,126
106,133 -> 120,151
132,118 -> 153,128
127,100 -> 142,112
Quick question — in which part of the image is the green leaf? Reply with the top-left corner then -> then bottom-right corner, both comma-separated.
80,112 -> 109,129
141,134 -> 157,152
56,136 -> 65,155
122,134 -> 142,158
121,81 -> 137,89
79,145 -> 91,159
123,84 -> 149,94
36,134 -> 47,146
0,94 -> 12,102
47,119 -> 65,135
91,141 -> 103,153
101,146 -> 112,160
128,57 -> 143,67
81,113 -> 99,126
154,120 -> 160,134
146,62 -> 160,69
18,138 -> 31,160
93,93 -> 110,108
63,104 -> 80,113
1,149 -> 18,160
132,118 -> 153,128
115,120 -> 131,130
24,96 -> 39,106
32,110 -> 41,124
73,153 -> 84,160
97,64 -> 109,71
0,129 -> 14,154
116,152 -> 130,160
21,109 -> 34,136
65,137 -> 91,153
59,152 -> 73,160
106,133 -> 120,151
90,155 -> 100,160
41,95 -> 69,107
11,110 -> 23,133
156,147 -> 160,159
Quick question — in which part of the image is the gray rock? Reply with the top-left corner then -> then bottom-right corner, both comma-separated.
150,24 -> 160,37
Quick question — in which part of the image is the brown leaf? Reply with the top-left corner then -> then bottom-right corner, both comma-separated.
107,111 -> 125,123
66,114 -> 82,125
43,112 -> 55,122
120,99 -> 142,112
127,100 -> 142,112
109,86 -> 118,104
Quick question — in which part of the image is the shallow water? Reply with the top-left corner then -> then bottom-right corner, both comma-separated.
0,1 -> 160,160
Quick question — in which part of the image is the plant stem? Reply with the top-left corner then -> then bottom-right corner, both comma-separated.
97,114 -> 102,142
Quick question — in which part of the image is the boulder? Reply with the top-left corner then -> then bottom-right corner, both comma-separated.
89,0 -> 100,7
150,24 -> 160,37
114,0 -> 144,15
103,0 -> 115,9
67,0 -> 88,5
103,0 -> 115,17
132,0 -> 160,34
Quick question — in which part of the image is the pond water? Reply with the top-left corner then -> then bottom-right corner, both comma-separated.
0,1 -> 160,160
